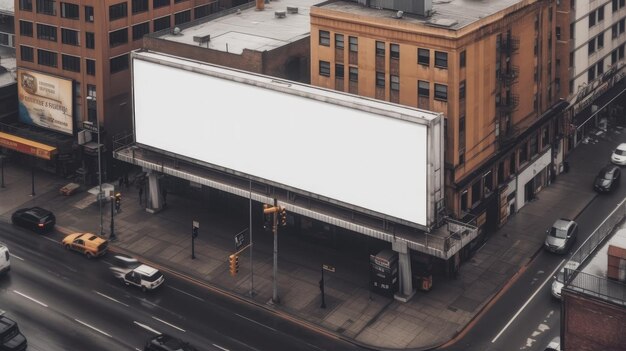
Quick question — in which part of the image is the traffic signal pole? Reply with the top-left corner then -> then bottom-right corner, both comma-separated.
272,199 -> 279,304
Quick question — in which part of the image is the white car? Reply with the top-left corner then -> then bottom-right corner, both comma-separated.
611,143 -> 626,165
109,255 -> 164,292
544,336 -> 561,351
551,261 -> 580,299
0,245 -> 10,275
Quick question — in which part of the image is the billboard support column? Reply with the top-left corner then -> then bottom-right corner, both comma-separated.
30,156 -> 35,196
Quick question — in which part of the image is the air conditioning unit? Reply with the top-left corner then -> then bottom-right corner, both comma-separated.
89,15 -> 94,21
275,10 -> 286,18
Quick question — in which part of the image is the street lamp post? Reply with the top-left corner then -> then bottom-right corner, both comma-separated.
84,96 -> 103,236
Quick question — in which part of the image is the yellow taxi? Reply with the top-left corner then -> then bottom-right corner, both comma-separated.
62,233 -> 108,259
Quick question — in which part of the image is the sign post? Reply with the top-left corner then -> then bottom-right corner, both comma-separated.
320,264 -> 335,309
192,221 -> 199,259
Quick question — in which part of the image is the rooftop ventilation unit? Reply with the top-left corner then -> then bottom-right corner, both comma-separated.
171,27 -> 182,35
193,34 -> 211,44
286,6 -> 298,13
275,10 -> 286,18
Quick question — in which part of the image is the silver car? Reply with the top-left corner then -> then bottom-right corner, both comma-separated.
611,143 -> 626,166
544,219 -> 578,254
109,255 -> 165,292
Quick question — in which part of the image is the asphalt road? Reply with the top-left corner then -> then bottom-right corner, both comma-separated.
440,156 -> 626,349
0,222 -> 361,351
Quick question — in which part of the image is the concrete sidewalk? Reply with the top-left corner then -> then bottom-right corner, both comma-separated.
0,125 -> 623,350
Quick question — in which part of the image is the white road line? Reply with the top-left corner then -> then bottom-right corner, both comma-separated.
212,344 -> 230,351
491,259 -> 565,343
151,316 -> 186,332
94,291 -> 129,307
167,286 -> 205,302
134,321 -> 161,335
13,290 -> 48,308
74,319 -> 112,338
235,313 -> 276,332
9,254 -> 24,261
41,236 -> 58,244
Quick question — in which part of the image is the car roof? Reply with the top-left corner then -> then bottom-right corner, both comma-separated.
618,143 -> 626,151
552,219 -> 574,230
134,264 -> 159,276
0,315 -> 16,334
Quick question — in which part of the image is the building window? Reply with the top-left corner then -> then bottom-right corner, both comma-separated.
86,32 -> 95,49
19,0 -> 33,11
85,6 -> 94,22
588,66 -> 596,81
174,10 -> 191,25
319,30 -> 330,46
459,80 -> 466,100
434,83 -> 448,101
589,11 -> 596,27
614,0 -> 619,12
529,134 -> 538,156
588,40 -> 595,54
598,5 -> 605,21
418,48 -> 430,66
60,2 -> 79,19
620,44 -> 625,59
460,190 -> 468,211
335,34 -> 344,49
598,59 -> 604,75
390,43 -> 399,59
132,22 -> 150,41
556,27 -> 561,40
335,63 -> 344,78
418,80 -> 429,97
349,67 -> 358,82
519,142 -> 528,164
375,72 -> 385,87
37,24 -> 57,41
435,51 -> 448,68
19,21 -> 33,37
132,0 -> 149,14
460,50 -> 466,68
109,28 -> 128,47
459,116 -> 466,150
86,59 -> 96,76
376,41 -> 385,56
194,4 -> 211,19
61,28 -> 79,45
471,181 -> 481,205
110,54 -> 129,74
349,36 -> 357,52
153,16 -> 171,31
109,2 -> 127,20
390,75 -> 399,91
613,24 -> 618,38
62,54 -> 80,72
36,0 -> 56,16
598,34 -> 604,48
20,46 -> 34,62
319,61 -> 330,76
37,49 -> 57,67
154,0 -> 170,9
621,18 -> 625,34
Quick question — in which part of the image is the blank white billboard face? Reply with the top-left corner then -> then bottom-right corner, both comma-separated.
133,57 -> 429,226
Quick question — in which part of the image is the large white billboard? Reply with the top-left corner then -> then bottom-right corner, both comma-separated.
17,69 -> 73,135
133,52 -> 441,227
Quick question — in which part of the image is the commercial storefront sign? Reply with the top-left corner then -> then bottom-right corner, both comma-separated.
0,132 -> 57,160
17,69 -> 73,135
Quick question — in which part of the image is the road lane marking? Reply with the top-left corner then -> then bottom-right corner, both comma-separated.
167,285 -> 205,302
9,254 -> 24,261
235,313 -> 276,332
94,290 -> 129,307
151,316 -> 186,332
491,259 -> 564,343
41,236 -> 58,244
13,290 -> 48,308
74,319 -> 112,337
134,321 -> 161,334
212,344 -> 230,351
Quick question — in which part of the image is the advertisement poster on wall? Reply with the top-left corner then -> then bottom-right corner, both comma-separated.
17,69 -> 73,135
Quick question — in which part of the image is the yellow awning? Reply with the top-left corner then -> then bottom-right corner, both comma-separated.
0,132 -> 57,160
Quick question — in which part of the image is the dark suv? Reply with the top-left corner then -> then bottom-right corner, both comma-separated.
0,315 -> 27,351
11,207 -> 56,233
144,334 -> 197,351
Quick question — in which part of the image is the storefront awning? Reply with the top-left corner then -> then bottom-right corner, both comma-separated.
0,132 -> 57,160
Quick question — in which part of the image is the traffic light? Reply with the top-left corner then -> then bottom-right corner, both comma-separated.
263,204 -> 272,231
114,193 -> 121,213
228,254 -> 239,276
192,225 -> 199,238
279,207 -> 287,226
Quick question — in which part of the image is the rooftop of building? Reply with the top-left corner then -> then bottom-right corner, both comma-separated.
316,0 -> 526,31
0,0 -> 12,16
0,45 -> 16,87
156,0 -> 321,54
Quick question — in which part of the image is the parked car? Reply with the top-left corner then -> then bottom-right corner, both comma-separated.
544,336 -> 561,351
11,207 -> 55,233
544,219 -> 578,254
611,143 -> 626,165
109,255 -> 164,292
0,245 -> 9,275
62,233 -> 108,259
144,334 -> 197,351
0,315 -> 27,351
594,164 -> 621,192
551,261 -> 580,299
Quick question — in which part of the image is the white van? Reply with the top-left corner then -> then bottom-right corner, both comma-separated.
0,245 -> 10,275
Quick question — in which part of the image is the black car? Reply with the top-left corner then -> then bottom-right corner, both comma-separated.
0,315 -> 27,351
11,207 -> 56,233
144,334 -> 197,351
594,164 -> 621,193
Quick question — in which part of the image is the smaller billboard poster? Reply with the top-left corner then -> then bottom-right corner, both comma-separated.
17,69 -> 73,135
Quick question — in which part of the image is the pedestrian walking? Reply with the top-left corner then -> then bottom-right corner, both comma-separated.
139,186 -> 143,206
162,188 -> 167,207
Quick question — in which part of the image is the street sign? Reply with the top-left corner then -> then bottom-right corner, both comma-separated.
235,230 -> 246,251
322,264 -> 335,273
82,121 -> 98,133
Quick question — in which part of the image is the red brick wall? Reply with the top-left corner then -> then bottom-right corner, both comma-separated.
562,289 -> 626,351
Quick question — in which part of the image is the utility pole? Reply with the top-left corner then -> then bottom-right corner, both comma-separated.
263,200 -> 287,304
